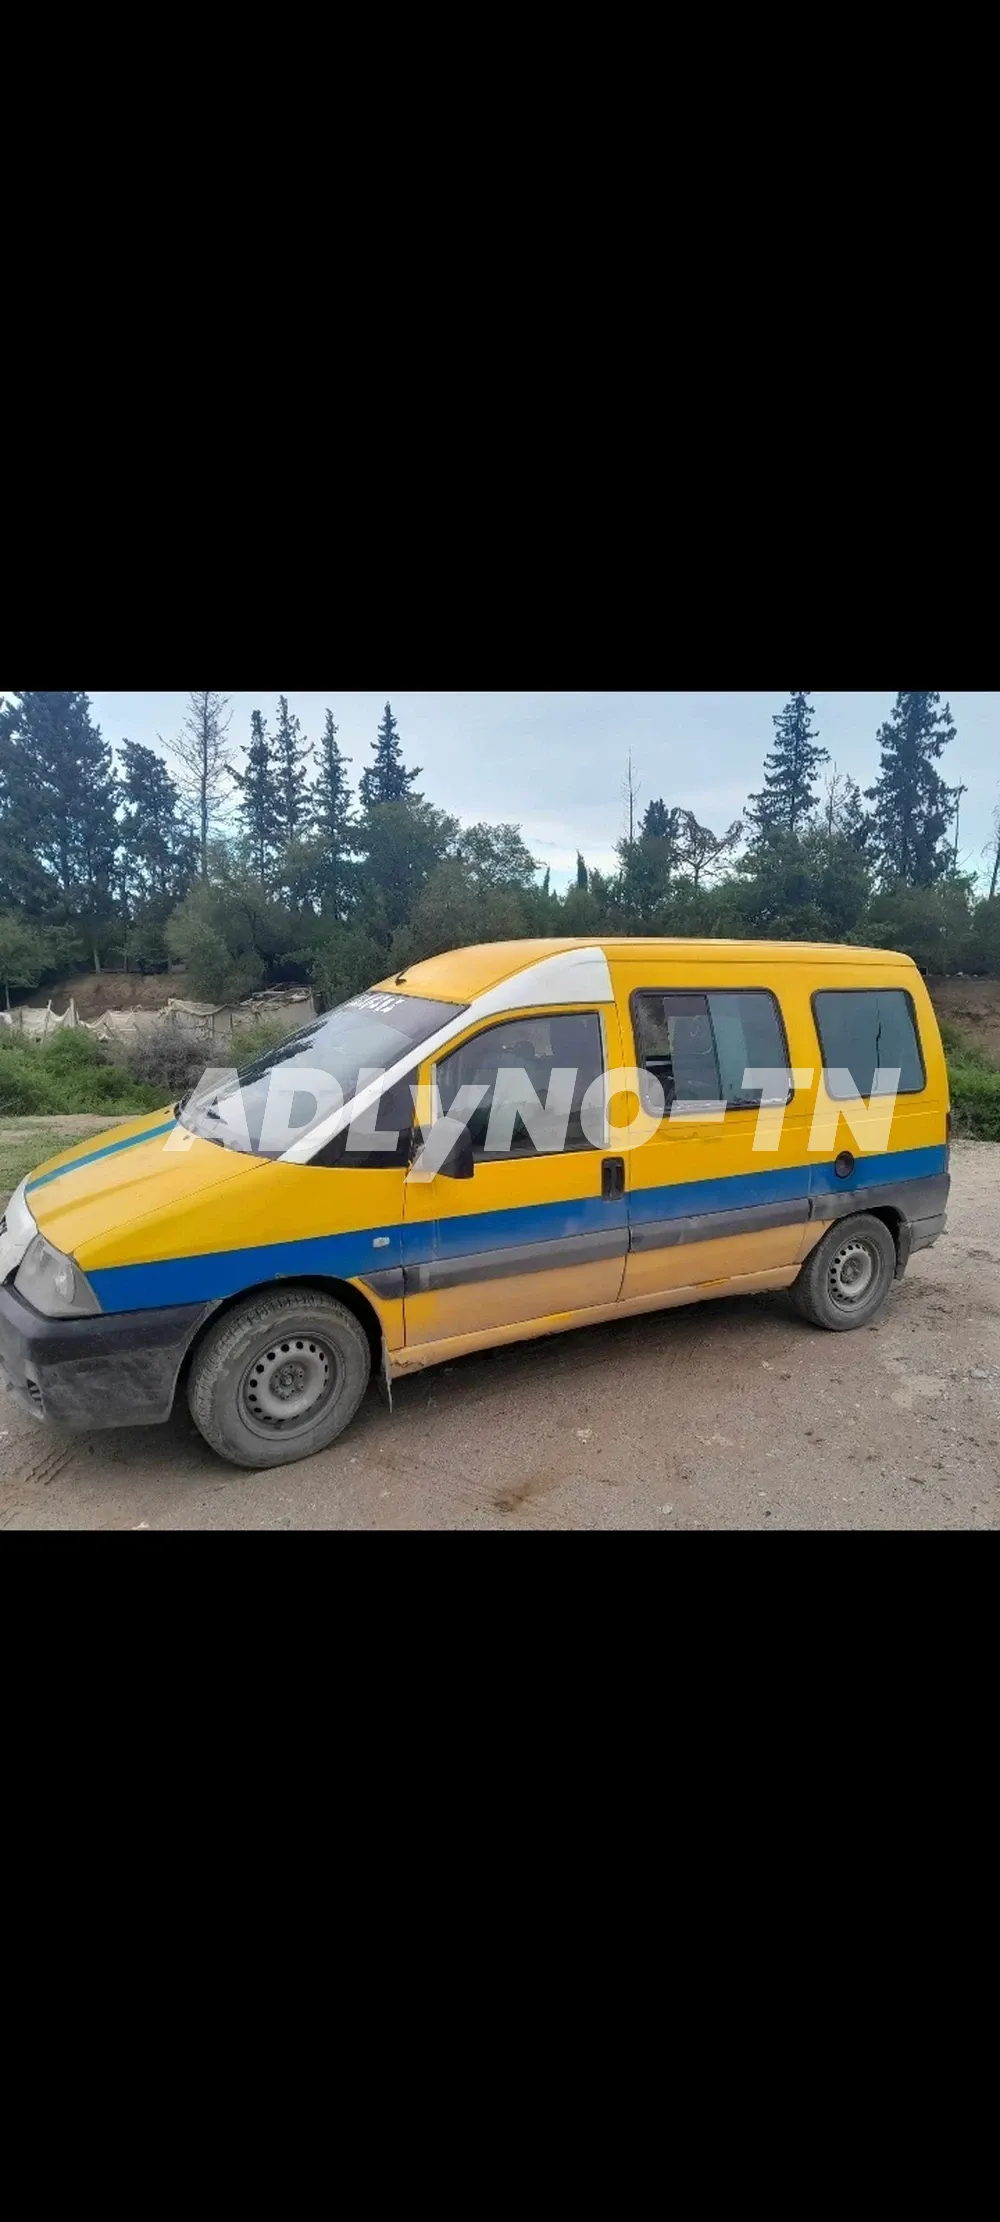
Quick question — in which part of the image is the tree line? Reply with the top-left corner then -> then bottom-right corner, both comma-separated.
0,689 -> 998,1011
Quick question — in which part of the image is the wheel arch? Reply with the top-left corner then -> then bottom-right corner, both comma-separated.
861,1203 -> 908,1274
178,1272 -> 387,1390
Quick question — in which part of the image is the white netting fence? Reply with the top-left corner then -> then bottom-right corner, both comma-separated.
1,987 -> 316,1049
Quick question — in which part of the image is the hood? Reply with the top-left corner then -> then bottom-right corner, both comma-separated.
24,1108 -> 265,1264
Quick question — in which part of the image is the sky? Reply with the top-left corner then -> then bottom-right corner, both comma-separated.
84,691 -> 999,888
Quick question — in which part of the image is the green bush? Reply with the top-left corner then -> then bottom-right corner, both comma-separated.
118,1032 -> 211,1100
949,1058 -> 1000,1140
166,876 -> 287,1001
0,1030 -> 164,1116
0,1016 -> 308,1120
114,1017 -> 304,1101
126,921 -> 170,971
966,897 -> 1000,976
940,1021 -> 1000,1140
865,882 -> 978,974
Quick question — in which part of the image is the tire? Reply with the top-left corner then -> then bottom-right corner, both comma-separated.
187,1287 -> 372,1470
790,1213 -> 897,1332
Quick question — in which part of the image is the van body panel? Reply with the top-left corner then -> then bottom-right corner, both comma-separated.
390,1265 -> 799,1374
0,939 -> 951,1435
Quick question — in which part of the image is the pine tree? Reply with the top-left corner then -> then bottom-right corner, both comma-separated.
313,710 -> 355,917
0,697 -> 53,910
641,799 -> 673,840
0,692 -> 120,963
841,781 -> 870,857
865,693 -> 958,887
358,701 -> 422,808
273,695 -> 314,844
632,800 -> 684,883
748,693 -> 828,840
234,712 -> 283,889
824,767 -> 870,857
163,691 -> 233,880
119,741 -> 197,910
576,852 -> 588,890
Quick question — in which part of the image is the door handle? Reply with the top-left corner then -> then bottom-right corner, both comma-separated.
602,1157 -> 625,1199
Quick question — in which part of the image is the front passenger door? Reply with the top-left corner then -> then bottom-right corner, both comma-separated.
401,1006 -> 628,1347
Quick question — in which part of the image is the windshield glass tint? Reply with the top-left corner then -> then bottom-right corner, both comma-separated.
180,990 -> 465,1154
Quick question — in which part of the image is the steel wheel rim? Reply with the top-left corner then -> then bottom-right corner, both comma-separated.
238,1333 -> 341,1440
827,1237 -> 878,1310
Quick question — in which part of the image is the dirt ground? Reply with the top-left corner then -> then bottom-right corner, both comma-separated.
927,976 -> 1000,1060
1,1140 -> 997,1531
11,970 -> 188,1020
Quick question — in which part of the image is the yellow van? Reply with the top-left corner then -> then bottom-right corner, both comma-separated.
0,939 -> 950,1469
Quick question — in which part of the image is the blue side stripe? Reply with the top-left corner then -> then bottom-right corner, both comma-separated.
807,1143 -> 946,1195
88,1224 -> 402,1313
628,1161 -> 809,1226
406,1190 -> 629,1262
26,1120 -> 178,1194
84,1145 -> 948,1315
628,1143 -> 947,1225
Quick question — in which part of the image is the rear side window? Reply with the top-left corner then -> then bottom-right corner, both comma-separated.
813,989 -> 925,1100
631,990 -> 791,1112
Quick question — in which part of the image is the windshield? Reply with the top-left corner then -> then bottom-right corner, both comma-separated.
179,989 -> 465,1156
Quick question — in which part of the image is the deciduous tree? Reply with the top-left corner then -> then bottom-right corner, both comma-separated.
163,691 -> 233,881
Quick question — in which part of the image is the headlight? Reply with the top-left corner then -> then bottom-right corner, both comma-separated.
14,1235 -> 102,1319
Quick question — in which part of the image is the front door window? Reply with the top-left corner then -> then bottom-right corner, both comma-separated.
435,1011 -> 605,1157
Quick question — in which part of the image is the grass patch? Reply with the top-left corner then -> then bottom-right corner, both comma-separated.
0,1031 -> 164,1118
0,1015 -> 304,1125
949,1060 -> 1000,1141
0,1125 -> 110,1198
942,1023 -> 1000,1140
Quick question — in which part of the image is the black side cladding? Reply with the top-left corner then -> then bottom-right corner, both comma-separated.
810,1170 -> 950,1275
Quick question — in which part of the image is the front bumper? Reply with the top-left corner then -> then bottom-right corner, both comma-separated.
0,1283 -> 212,1427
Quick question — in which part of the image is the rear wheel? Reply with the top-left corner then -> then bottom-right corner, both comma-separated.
790,1213 -> 897,1332
188,1287 -> 371,1469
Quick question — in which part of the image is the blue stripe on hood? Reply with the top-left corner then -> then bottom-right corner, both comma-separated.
26,1120 -> 178,1195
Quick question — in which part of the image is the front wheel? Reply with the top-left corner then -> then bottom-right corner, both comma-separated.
188,1287 -> 372,1469
790,1213 -> 897,1332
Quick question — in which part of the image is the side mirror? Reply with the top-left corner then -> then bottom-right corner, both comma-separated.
438,1125 -> 475,1180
